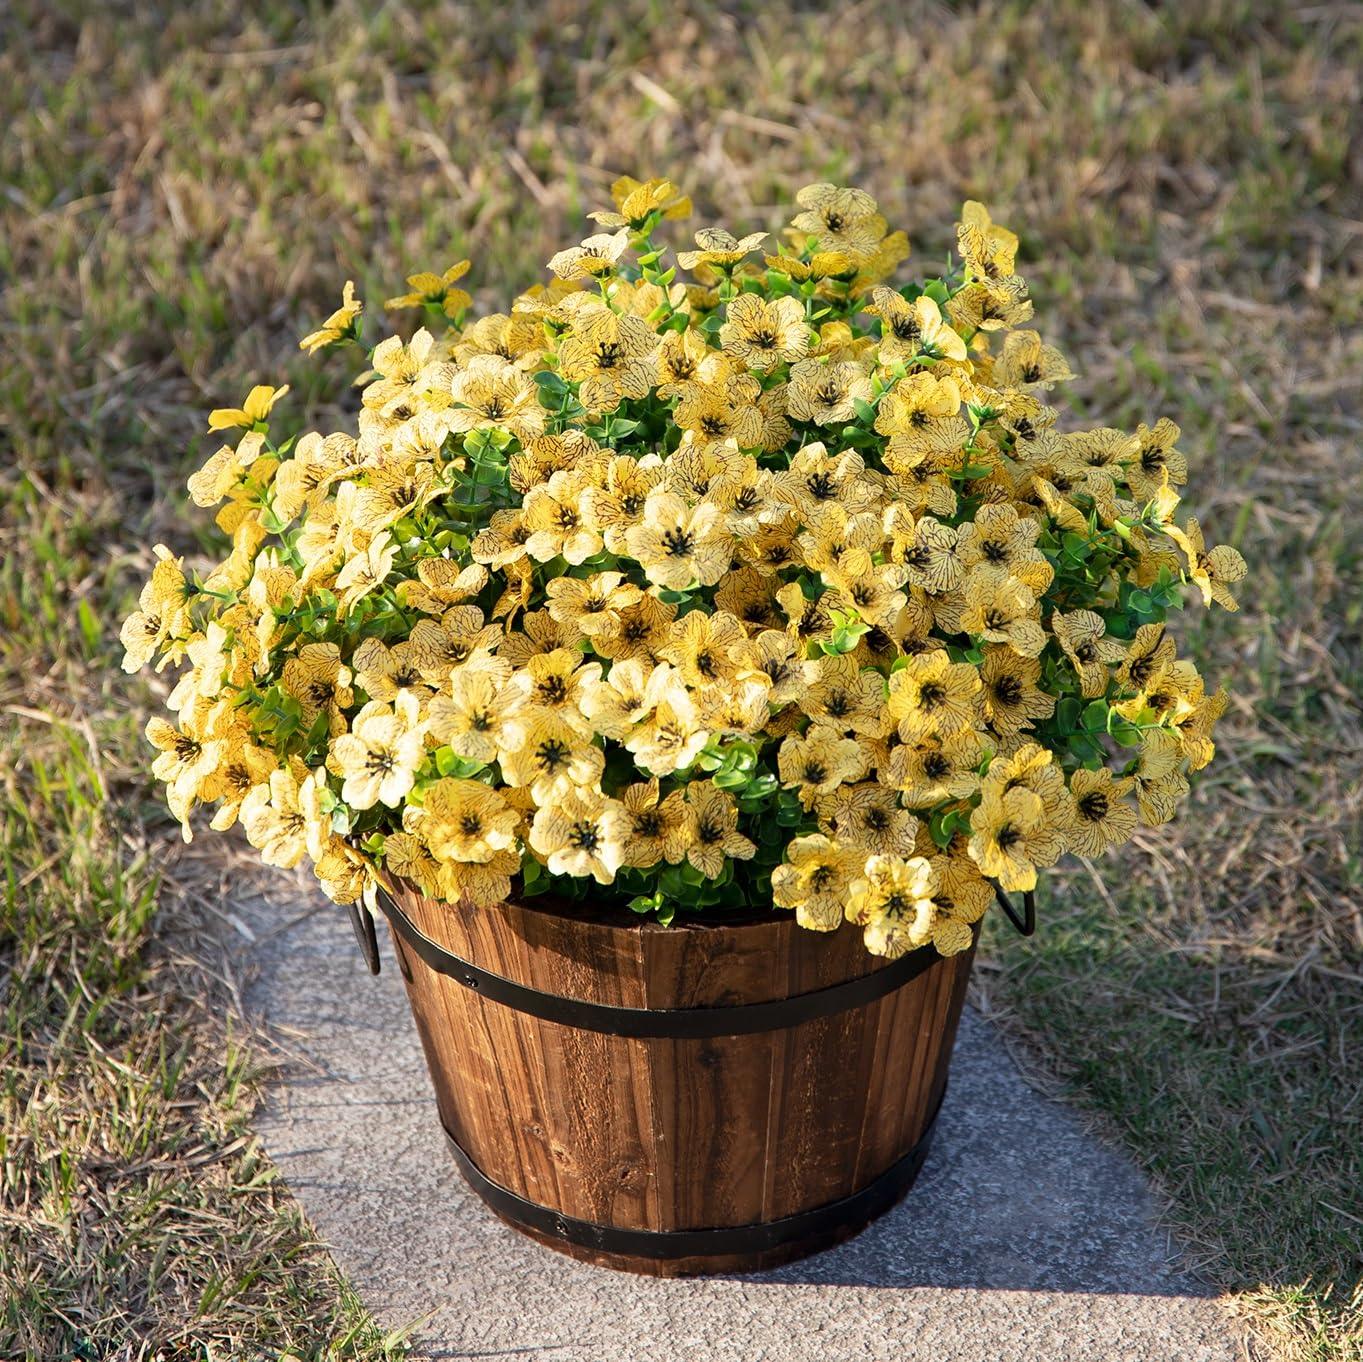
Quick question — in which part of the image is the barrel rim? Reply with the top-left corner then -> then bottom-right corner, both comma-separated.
379,871 -> 813,938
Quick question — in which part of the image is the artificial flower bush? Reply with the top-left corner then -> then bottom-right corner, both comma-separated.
123,178 -> 1245,960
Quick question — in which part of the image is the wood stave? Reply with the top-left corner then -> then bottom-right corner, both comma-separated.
384,880 -> 975,1275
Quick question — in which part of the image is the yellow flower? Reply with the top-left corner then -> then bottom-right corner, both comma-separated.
240,765 -> 312,869
740,514 -> 803,576
846,854 -> 938,959
979,647 -> 1055,736
1133,728 -> 1189,826
817,782 -> 917,857
1116,623 -> 1177,694
947,276 -> 1033,333
625,491 -> 732,589
659,610 -> 751,689
665,375 -> 766,448
884,508 -> 963,594
434,850 -> 520,908
994,329 -> 1074,390
1166,517 -> 1247,611
328,694 -> 426,810
509,648 -> 599,731
281,642 -> 354,731
707,459 -> 783,538
923,851 -> 991,955
684,781 -> 755,878
363,329 -> 435,418
314,837 -> 371,906
529,786 -> 630,884
426,653 -> 525,763
866,289 -> 967,366
1052,610 -> 1126,698
700,676 -> 772,736
547,228 -> 631,280
381,830 -> 441,895
772,833 -> 860,931
121,547 -> 190,673
677,227 -> 769,271
623,677 -> 709,775
967,785 -> 1062,892
454,312 -> 547,371
884,733 -> 983,808
272,431 -> 357,525
447,355 -> 545,441
471,508 -> 532,569
1126,418 -> 1188,502
496,608 -> 583,668
1063,426 -> 1140,475
617,778 -> 690,868
887,650 -> 981,742
777,724 -> 868,808
522,469 -> 603,565
956,503 -> 1052,592
719,294 -> 810,373
334,530 -> 398,615
499,711 -> 604,801
823,564 -> 908,629
981,741 -> 1067,815
711,567 -> 781,634
800,654 -> 889,737
145,715 -> 221,837
959,571 -> 1046,657
1061,768 -> 1138,857
385,261 -> 472,318
763,251 -> 858,283
592,592 -> 677,664
747,629 -> 817,706
201,736 -> 276,833
339,455 -> 438,538
416,778 -> 520,864
590,176 -> 692,229
655,327 -> 714,387
187,430 -> 267,509
557,305 -> 658,412
545,571 -> 642,638
957,200 -> 1019,281
583,454 -> 664,554
875,371 -> 962,436
791,183 -> 886,260
300,280 -> 363,354
400,557 -> 488,617
785,358 -> 873,425
776,443 -> 877,518
207,384 -> 288,433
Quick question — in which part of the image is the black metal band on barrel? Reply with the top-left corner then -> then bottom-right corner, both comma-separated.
376,888 -> 949,1039
443,1084 -> 944,1260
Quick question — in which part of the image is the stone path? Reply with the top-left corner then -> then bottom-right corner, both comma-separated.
241,886 -> 1247,1362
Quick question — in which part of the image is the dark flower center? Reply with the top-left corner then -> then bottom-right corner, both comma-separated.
662,527 -> 695,557
569,820 -> 601,851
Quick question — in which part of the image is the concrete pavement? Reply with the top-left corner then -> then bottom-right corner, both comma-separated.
240,883 -> 1246,1362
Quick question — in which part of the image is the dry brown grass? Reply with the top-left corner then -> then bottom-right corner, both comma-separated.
2,0 -> 1361,1356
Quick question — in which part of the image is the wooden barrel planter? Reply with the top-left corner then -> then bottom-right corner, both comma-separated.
363,879 -> 978,1276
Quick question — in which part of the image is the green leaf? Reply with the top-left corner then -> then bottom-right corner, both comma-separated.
1081,700 -> 1109,732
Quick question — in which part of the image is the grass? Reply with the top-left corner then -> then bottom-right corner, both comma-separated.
1,0 -> 1360,1356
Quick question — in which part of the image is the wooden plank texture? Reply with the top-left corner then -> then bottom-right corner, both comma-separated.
384,880 -> 975,1275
